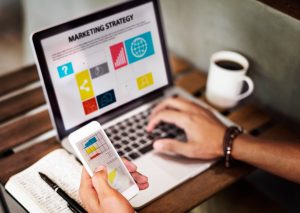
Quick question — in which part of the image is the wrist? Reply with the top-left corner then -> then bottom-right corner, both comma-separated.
214,126 -> 227,158
231,133 -> 252,161
223,126 -> 243,167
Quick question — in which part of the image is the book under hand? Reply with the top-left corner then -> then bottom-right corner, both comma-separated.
5,149 -> 84,213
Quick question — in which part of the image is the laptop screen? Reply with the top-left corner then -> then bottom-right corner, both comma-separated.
36,0 -> 171,133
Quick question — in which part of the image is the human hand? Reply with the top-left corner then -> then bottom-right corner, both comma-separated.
79,159 -> 148,213
122,158 -> 149,190
79,166 -> 134,213
147,97 -> 226,159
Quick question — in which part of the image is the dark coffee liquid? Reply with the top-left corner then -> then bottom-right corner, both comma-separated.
216,60 -> 243,71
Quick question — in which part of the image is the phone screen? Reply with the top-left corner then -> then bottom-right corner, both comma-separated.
75,131 -> 135,193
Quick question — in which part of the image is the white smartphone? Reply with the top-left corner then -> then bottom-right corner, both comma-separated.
68,121 -> 139,200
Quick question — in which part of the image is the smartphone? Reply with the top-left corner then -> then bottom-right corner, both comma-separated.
68,121 -> 139,200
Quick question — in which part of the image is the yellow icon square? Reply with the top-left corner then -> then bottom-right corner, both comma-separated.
136,72 -> 154,90
75,70 -> 94,101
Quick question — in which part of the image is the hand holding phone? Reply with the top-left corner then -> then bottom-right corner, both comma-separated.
69,121 -> 139,200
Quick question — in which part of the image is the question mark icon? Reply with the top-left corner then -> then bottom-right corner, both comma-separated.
62,66 -> 68,75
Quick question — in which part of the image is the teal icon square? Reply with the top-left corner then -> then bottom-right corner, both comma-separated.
96,89 -> 116,109
125,32 -> 154,64
57,62 -> 74,78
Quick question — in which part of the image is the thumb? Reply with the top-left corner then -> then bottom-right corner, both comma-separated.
92,166 -> 115,200
153,139 -> 196,158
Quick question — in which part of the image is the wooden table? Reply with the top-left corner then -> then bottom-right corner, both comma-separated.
0,54 -> 299,212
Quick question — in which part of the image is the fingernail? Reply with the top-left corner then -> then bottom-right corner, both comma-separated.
95,165 -> 106,172
153,142 -> 164,150
146,126 -> 151,132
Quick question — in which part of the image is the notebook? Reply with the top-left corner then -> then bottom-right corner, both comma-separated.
5,149 -> 83,213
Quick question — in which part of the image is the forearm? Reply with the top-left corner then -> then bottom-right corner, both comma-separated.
232,134 -> 300,184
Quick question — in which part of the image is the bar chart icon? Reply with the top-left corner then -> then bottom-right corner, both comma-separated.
110,42 -> 128,70
114,47 -> 126,68
83,136 -> 108,160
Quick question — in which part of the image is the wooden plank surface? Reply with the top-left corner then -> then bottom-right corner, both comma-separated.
0,138 -> 60,184
257,0 -> 300,20
0,87 -> 45,123
175,70 -> 207,94
258,123 -> 300,141
228,104 -> 271,131
0,110 -> 52,153
0,65 -> 38,96
169,54 -> 192,75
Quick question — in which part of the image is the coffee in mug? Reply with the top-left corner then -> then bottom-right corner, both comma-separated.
206,51 -> 254,108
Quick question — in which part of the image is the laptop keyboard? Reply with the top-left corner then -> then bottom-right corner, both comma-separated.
104,107 -> 187,161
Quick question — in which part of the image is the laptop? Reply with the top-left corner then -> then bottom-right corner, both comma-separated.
31,0 -> 233,208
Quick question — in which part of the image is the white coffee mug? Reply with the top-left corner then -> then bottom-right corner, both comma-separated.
206,51 -> 254,108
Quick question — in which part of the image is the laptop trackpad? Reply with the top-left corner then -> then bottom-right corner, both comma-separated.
130,153 -> 178,208
130,152 -> 214,208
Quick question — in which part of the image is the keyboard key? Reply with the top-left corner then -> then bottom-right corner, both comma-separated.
119,125 -> 126,130
112,129 -> 118,134
132,143 -> 139,148
129,129 -> 135,133
152,132 -> 161,138
140,139 -> 147,144
122,140 -> 129,145
122,154 -> 130,161
139,144 -> 153,154
165,133 -> 176,139
137,132 -> 144,137
121,132 -> 128,137
124,147 -> 132,152
118,151 -> 124,156
114,144 -> 121,149
129,152 -> 140,160
165,124 -> 175,130
176,128 -> 185,134
161,126 -> 169,132
129,136 -> 136,141
113,136 -> 121,141
146,134 -> 154,140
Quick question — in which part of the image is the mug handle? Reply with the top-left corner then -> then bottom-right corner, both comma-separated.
236,76 -> 254,101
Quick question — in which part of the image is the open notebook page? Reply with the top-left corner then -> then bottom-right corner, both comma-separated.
5,149 -> 84,213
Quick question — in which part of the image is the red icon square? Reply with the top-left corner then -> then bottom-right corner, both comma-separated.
82,97 -> 98,115
110,42 -> 128,70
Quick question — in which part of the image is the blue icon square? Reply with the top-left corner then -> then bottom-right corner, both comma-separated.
96,89 -> 116,109
57,62 -> 74,78
125,31 -> 154,64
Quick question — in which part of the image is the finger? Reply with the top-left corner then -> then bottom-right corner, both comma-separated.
80,167 -> 93,188
153,139 -> 196,158
131,172 -> 148,184
150,97 -> 201,117
137,182 -> 149,190
79,168 -> 100,210
147,109 -> 190,132
92,166 -> 115,200
122,158 -> 137,173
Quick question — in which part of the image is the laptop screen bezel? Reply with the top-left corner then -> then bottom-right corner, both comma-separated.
31,0 -> 173,140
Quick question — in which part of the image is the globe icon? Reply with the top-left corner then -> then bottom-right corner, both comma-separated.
130,37 -> 148,58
